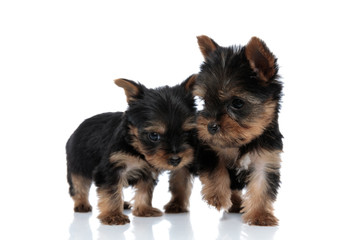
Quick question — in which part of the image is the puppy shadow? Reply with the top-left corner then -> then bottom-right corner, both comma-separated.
69,212 -> 93,240
164,213 -> 194,240
129,212 -> 194,240
131,213 -> 164,240
217,212 -> 278,240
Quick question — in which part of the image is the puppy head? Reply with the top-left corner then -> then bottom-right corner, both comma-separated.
194,36 -> 282,148
115,75 -> 197,170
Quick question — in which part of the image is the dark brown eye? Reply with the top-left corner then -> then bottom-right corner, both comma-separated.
148,132 -> 160,142
231,99 -> 244,109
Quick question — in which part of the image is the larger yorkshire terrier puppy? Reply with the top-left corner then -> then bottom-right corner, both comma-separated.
66,75 -> 197,225
194,35 -> 283,226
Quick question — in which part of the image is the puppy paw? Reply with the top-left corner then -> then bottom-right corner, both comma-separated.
204,194 -> 232,211
200,170 -> 232,211
74,203 -> 92,212
132,206 -> 163,217
164,201 -> 188,213
243,212 -> 278,226
99,213 -> 130,225
202,185 -> 232,211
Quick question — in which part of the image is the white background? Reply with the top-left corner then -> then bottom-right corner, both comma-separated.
1,1 -> 359,239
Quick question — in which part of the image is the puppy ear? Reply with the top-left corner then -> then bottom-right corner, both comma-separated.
197,35 -> 219,59
181,74 -> 197,91
114,78 -> 144,103
183,74 -> 205,98
245,37 -> 277,81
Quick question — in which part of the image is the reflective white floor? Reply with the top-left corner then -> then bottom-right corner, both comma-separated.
61,171 -> 360,240
66,177 -> 280,240
3,167 -> 355,240
69,211 -> 279,240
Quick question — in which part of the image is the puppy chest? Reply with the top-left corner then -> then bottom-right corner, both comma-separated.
109,151 -> 156,186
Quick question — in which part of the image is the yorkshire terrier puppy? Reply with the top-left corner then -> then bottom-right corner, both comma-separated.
66,75 -> 197,225
194,35 -> 283,226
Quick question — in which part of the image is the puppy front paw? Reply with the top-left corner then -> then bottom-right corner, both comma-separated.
74,203 -> 92,212
132,206 -> 163,217
202,190 -> 232,211
99,213 -> 130,225
243,211 -> 278,226
164,201 -> 188,213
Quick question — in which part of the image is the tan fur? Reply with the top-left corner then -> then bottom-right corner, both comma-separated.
199,149 -> 281,226
128,125 -> 139,137
197,35 -> 218,58
228,190 -> 243,213
245,37 -> 276,81
212,146 -> 239,164
145,147 -> 194,170
200,160 -> 232,210
132,180 -> 162,217
222,100 -> 277,145
144,124 -> 166,135
195,35 -> 281,226
241,150 -> 281,226
196,115 -> 212,141
197,114 -> 244,148
109,151 -> 158,186
164,167 -> 193,213
71,174 -> 92,212
97,183 -> 130,225
196,101 -> 277,148
114,78 -> 140,103
182,117 -> 197,132
104,151 -> 162,222
128,125 -> 142,154
109,151 -> 145,165
143,149 -> 170,169
193,84 -> 206,98
129,125 -> 195,170
184,74 -> 197,91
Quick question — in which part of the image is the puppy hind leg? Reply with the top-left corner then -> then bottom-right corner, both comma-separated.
69,174 -> 92,212
123,201 -> 132,210
228,190 -> 243,213
164,167 -> 193,213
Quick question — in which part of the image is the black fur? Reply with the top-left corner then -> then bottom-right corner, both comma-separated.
228,168 -> 251,190
195,36 -> 283,185
66,112 -> 124,179
66,75 -> 198,224
194,36 -> 283,225
266,168 -> 281,201
194,142 -> 219,174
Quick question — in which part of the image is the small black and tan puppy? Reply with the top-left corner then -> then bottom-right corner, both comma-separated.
194,35 -> 283,226
66,75 -> 197,225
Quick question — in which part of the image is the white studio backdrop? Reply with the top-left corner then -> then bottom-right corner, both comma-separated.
1,1 -> 359,239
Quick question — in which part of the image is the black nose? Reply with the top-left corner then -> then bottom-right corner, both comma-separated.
208,122 -> 219,135
169,156 -> 181,166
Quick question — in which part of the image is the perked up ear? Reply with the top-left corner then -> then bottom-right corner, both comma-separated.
197,35 -> 219,60
114,78 -> 144,103
181,74 -> 197,91
245,37 -> 277,82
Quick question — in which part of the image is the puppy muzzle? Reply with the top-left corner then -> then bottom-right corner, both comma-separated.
168,156 -> 182,166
